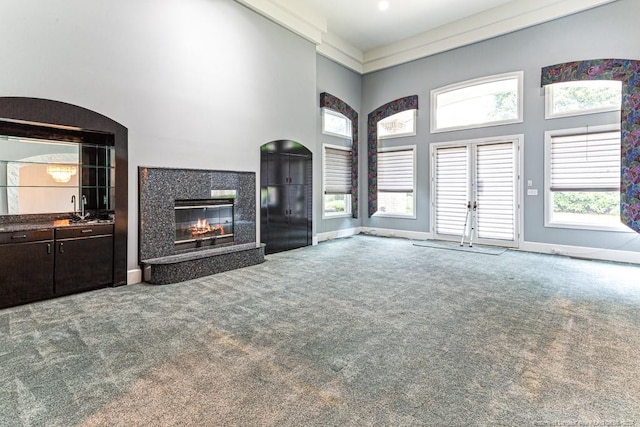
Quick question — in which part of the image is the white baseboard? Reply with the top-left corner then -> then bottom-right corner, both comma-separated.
127,268 -> 143,285
519,240 -> 640,264
316,227 -> 361,242
360,227 -> 432,241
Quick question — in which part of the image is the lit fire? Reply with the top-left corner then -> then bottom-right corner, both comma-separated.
189,218 -> 224,238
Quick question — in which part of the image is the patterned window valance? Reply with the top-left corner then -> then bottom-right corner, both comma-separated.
320,92 -> 359,218
541,59 -> 640,233
367,95 -> 419,217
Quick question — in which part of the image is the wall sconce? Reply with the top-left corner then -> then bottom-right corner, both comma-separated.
46,164 -> 77,183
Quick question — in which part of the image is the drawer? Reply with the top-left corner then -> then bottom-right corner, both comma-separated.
56,224 -> 114,239
0,228 -> 54,244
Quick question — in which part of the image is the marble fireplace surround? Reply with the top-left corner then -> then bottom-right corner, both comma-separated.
138,167 -> 264,285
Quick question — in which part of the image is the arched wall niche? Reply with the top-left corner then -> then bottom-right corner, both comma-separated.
0,97 -> 128,286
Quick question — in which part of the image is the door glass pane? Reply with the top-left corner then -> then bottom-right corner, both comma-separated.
435,146 -> 468,236
476,142 -> 515,241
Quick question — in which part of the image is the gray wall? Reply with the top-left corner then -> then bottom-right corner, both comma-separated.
315,55 -> 362,234
1,0 -> 638,275
361,0 -> 640,252
0,0 -> 317,273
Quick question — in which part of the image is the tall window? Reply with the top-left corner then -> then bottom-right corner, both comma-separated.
431,71 -> 523,133
376,146 -> 415,218
322,108 -> 352,139
323,144 -> 352,217
545,126 -> 626,231
545,80 -> 622,119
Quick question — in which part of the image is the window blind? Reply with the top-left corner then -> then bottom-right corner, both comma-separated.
377,149 -> 414,193
550,131 -> 620,191
476,142 -> 515,241
324,146 -> 352,194
434,146 -> 468,236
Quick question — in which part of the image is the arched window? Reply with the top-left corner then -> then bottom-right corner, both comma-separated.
541,59 -> 640,233
320,92 -> 359,218
367,95 -> 418,217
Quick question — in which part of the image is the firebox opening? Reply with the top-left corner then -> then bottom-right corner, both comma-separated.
174,198 -> 234,250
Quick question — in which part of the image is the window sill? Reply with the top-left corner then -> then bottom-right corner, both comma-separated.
372,212 -> 416,220
545,221 -> 635,233
323,213 -> 352,220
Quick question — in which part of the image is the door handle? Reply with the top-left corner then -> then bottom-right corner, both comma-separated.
59,242 -> 64,254
11,234 -> 27,240
47,243 -> 51,254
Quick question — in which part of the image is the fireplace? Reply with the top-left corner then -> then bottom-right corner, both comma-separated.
174,198 -> 234,250
139,168 -> 263,285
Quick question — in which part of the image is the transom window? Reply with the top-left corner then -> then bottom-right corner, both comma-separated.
323,144 -> 352,217
545,80 -> 622,119
431,71 -> 523,133
545,125 -> 627,231
377,109 -> 417,139
375,146 -> 415,218
322,108 -> 352,139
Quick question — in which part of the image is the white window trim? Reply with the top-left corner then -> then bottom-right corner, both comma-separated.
321,108 -> 352,139
544,124 -> 632,233
430,71 -> 524,133
322,143 -> 352,219
377,109 -> 417,140
373,144 -> 417,219
544,81 -> 622,120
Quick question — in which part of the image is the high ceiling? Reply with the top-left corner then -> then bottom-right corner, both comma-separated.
304,0 -> 514,52
235,0 -> 618,73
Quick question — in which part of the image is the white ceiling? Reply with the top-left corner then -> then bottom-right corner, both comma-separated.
235,0 -> 618,74
303,0 -> 515,52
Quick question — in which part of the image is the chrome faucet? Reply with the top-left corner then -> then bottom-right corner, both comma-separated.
71,195 -> 76,214
78,195 -> 90,220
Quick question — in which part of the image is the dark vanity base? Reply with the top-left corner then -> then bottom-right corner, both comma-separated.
141,243 -> 265,285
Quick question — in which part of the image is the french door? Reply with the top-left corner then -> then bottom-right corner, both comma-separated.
431,138 -> 520,247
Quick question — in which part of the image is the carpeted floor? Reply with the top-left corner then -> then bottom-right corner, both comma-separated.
1,235 -> 640,426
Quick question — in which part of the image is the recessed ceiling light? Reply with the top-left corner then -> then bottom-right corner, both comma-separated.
378,1 -> 389,11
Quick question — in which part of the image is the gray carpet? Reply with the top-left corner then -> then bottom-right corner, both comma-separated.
1,235 -> 640,426
412,240 -> 509,255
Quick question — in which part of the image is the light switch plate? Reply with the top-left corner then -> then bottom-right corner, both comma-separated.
527,189 -> 538,196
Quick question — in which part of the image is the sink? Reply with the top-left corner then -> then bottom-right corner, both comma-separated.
71,219 -> 98,224
68,216 -> 113,224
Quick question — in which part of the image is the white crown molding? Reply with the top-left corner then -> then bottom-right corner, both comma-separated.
317,32 -> 364,74
362,0 -> 619,73
234,0 -> 325,45
236,0 -> 619,74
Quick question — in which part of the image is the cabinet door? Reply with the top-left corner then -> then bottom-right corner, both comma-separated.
287,184 -> 309,250
288,154 -> 307,185
55,235 -> 113,295
265,185 -> 289,254
266,153 -> 289,186
0,241 -> 54,308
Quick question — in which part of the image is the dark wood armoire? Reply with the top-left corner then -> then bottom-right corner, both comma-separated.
260,140 -> 312,254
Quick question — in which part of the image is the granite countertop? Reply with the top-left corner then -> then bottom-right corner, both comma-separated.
0,219 -> 114,233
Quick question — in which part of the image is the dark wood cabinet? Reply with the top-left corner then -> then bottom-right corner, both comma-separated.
261,144 -> 312,255
0,224 -> 114,309
55,224 -> 113,295
0,229 -> 54,308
